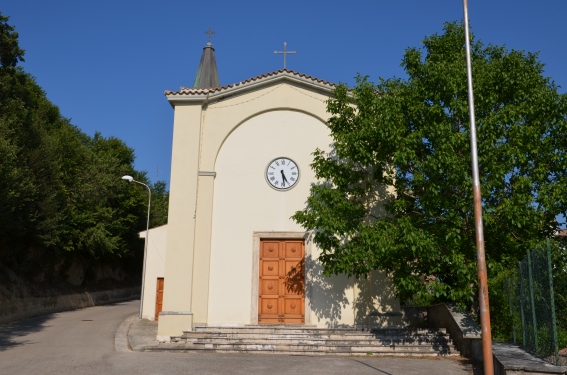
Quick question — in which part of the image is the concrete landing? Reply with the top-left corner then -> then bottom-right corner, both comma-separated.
493,342 -> 567,375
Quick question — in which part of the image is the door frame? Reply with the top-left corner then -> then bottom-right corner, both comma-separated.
251,231 -> 312,325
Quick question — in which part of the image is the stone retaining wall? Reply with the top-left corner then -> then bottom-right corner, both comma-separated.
0,287 -> 140,324
401,304 -> 482,361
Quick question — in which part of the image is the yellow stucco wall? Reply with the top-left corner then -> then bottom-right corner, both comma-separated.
158,103 -> 202,336
207,109 -> 355,326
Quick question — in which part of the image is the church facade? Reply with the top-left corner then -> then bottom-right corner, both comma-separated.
151,42 -> 401,339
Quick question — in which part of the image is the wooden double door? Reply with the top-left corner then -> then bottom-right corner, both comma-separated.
258,239 -> 305,324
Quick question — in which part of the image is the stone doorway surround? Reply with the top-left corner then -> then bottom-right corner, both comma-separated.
251,231 -> 312,325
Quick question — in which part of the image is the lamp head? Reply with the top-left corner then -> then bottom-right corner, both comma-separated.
121,175 -> 134,182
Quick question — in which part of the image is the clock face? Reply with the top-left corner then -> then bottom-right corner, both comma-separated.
265,157 -> 300,190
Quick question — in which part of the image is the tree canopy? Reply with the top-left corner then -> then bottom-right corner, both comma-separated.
0,12 -> 168,281
293,22 -> 567,307
0,13 -> 24,68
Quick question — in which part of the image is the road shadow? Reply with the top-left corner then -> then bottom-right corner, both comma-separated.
0,300 -> 136,351
456,358 -> 484,374
351,359 -> 394,374
0,313 -> 55,351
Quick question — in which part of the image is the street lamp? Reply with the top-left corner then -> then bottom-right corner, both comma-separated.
121,175 -> 151,319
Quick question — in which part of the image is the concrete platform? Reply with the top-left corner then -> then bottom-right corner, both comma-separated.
493,342 -> 567,375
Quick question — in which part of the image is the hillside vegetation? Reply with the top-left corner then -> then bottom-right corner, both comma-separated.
0,12 -> 168,300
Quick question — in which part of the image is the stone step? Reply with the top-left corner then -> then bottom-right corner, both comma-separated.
176,337 -> 453,346
146,342 -> 459,357
195,324 -> 446,332
185,337 -> 455,347
164,325 -> 459,357
191,342 -> 455,352
181,331 -> 450,341
190,326 -> 446,335
179,331 -> 450,342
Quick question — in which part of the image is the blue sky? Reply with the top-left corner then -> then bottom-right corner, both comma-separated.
3,1 -> 566,187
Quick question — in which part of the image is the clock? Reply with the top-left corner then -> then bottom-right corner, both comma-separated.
265,157 -> 300,190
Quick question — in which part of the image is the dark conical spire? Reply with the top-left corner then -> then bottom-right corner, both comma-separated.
193,40 -> 220,89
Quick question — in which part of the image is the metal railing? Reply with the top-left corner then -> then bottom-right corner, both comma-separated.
503,239 -> 564,366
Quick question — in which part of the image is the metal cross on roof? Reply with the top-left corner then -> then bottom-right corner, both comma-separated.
274,42 -> 296,69
204,27 -> 216,43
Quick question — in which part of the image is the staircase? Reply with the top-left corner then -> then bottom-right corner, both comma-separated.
152,325 -> 459,356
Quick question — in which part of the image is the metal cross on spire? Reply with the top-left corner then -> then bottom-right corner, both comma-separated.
204,27 -> 216,43
274,42 -> 296,69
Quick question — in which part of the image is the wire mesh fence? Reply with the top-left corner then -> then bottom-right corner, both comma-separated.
503,239 -> 565,366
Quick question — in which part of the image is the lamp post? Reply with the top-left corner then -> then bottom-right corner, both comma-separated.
122,175 -> 151,319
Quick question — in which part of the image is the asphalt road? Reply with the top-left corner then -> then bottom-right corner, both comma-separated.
0,300 -> 480,375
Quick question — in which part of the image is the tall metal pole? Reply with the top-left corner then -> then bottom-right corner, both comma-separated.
139,182 -> 151,319
462,1 -> 494,374
122,175 -> 151,319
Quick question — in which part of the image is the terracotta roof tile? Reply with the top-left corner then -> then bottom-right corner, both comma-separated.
164,69 -> 337,96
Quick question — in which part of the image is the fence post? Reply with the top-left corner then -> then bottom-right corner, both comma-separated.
505,277 -> 517,344
519,261 -> 527,346
527,249 -> 538,354
546,239 -> 560,366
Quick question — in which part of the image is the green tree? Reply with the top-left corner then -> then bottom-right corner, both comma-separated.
0,12 -> 168,282
149,180 -> 169,228
293,22 -> 567,307
0,13 -> 25,68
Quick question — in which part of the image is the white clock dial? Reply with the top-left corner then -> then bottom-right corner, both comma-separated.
265,157 -> 300,190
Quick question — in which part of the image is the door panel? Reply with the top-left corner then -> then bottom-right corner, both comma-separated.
259,297 -> 279,318
261,260 -> 279,276
261,242 -> 279,258
284,241 -> 303,258
260,278 -> 279,295
155,277 -> 164,321
258,239 -> 304,325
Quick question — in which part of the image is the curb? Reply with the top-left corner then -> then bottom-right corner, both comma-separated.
115,314 -> 138,353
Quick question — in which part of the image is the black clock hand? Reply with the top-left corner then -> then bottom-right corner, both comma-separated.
281,170 -> 289,187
